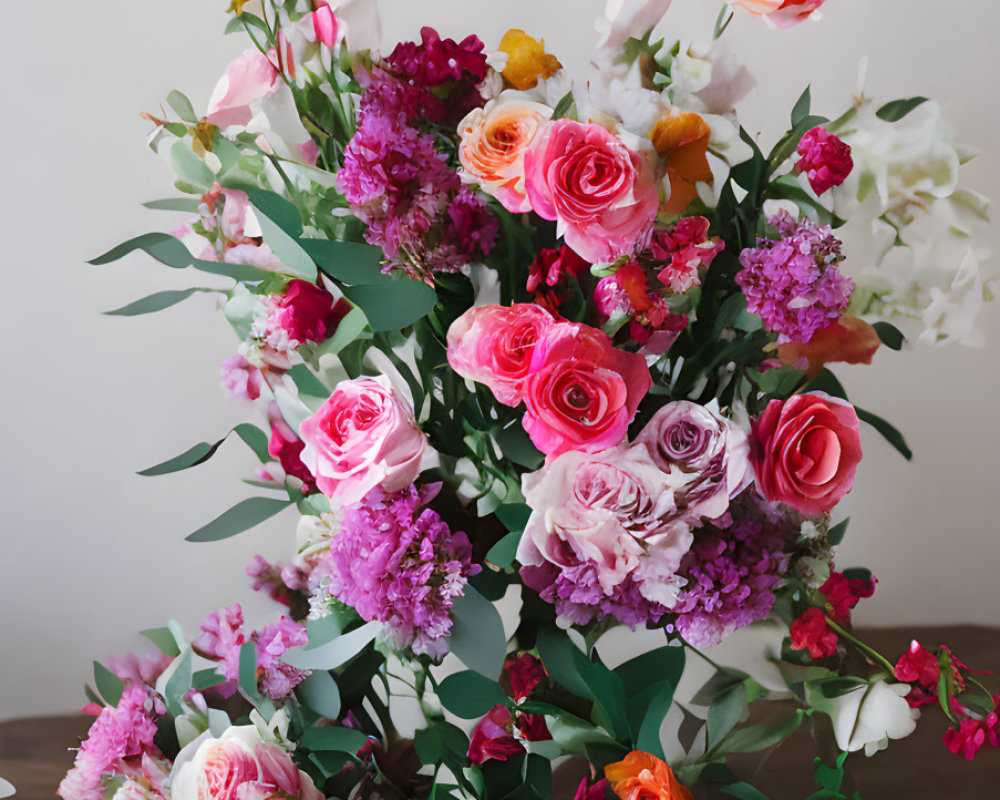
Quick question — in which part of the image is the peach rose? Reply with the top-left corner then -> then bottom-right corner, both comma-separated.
459,93 -> 553,214
605,751 -> 694,800
751,392 -> 862,516
728,0 -> 827,28
498,29 -> 562,90
524,119 -> 659,264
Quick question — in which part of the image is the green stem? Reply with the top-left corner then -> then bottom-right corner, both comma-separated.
825,619 -> 896,675
714,5 -> 735,39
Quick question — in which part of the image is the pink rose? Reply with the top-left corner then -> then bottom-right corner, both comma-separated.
521,322 -> 651,457
447,303 -> 556,406
516,445 -> 692,605
728,0 -> 827,28
524,119 -> 659,264
266,280 -> 349,346
299,376 -> 427,505
796,126 -> 853,196
171,727 -> 322,800
205,49 -> 280,128
636,400 -> 753,522
751,392 -> 861,516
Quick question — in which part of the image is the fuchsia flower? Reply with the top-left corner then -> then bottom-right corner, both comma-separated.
266,280 -> 350,347
944,706 -> 1000,761
790,607 -> 839,658
524,119 -> 659,264
649,217 -> 724,294
593,262 -> 689,350
820,570 -> 876,624
205,49 -> 280,128
575,777 -> 610,800
527,245 -> 591,306
894,640 -> 945,708
267,405 -> 317,491
467,705 -> 523,765
751,392 -> 862,516
796,126 -> 853,196
299,375 -> 428,506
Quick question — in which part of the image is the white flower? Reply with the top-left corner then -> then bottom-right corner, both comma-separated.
669,41 -> 756,116
818,678 -> 919,756
330,0 -> 381,53
595,0 -> 672,51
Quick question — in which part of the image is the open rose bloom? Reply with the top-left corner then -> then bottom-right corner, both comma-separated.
72,1 -> 999,798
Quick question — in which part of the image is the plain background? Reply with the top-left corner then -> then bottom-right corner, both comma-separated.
1,0 -> 998,720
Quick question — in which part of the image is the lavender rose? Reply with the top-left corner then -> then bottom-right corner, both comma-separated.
636,401 -> 753,522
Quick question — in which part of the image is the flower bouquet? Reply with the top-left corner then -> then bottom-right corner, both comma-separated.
54,1 -> 999,799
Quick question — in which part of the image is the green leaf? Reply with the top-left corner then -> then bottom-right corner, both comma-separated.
448,586 -> 507,678
614,646 -> 685,698
875,97 -> 929,123
140,627 -> 181,657
243,188 -> 303,237
827,517 -> 850,547
715,709 -> 805,755
523,753 -> 552,797
872,321 -> 905,351
167,89 -> 198,123
301,725 -> 369,753
495,424 -> 544,469
285,621 -> 379,670
722,782 -> 773,800
185,497 -> 292,542
298,493 -> 331,517
691,667 -> 748,706
296,669 -> 342,719
318,305 -> 368,357
233,423 -> 271,463
436,670 -> 509,718
341,279 -> 437,332
301,238 -> 386,284
104,288 -> 208,316
805,368 -> 848,400
791,85 -> 812,128
495,503 -> 532,533
287,364 -> 330,398
93,661 -> 125,706
757,365 -> 804,396
707,683 -> 748,753
138,439 -> 225,476
249,201 -> 317,280
715,292 -> 762,334
855,406 -> 913,461
170,140 -> 214,189
552,91 -> 575,120
239,641 -> 262,703
142,197 -> 201,212
163,648 -> 193,717
486,531 -> 521,569
192,668 -> 224,691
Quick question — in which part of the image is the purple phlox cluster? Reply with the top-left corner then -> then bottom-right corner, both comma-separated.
735,211 -> 853,344
521,562 -> 669,628
57,686 -> 165,800
671,495 -> 793,648
337,29 -> 496,278
317,483 -> 479,659
192,603 -> 309,699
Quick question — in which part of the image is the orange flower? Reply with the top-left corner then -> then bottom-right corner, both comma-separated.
499,29 -> 562,90
605,752 -> 695,800
650,113 -> 713,215
776,316 -> 881,378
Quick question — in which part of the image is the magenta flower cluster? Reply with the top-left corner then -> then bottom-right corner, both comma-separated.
735,211 -> 853,344
671,497 -> 792,648
317,484 -> 478,659
521,561 -> 668,628
337,29 -> 496,277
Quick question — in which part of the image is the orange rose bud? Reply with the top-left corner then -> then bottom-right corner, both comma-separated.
499,29 -> 562,90
776,315 -> 881,378
605,751 -> 695,800
650,113 -> 713,215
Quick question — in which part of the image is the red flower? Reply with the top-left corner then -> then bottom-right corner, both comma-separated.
271,280 -> 349,345
819,571 -> 875,624
467,705 -> 523,765
574,777 -> 609,800
943,706 -> 1000,761
790,607 -> 838,658
268,406 -> 317,492
796,126 -> 853,196
500,653 -> 546,701
648,217 -> 724,294
894,640 -> 942,708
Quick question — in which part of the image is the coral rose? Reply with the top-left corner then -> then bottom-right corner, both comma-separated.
728,0 -> 827,28
299,376 -> 427,505
498,29 -> 562,90
650,112 -> 713,215
751,392 -> 862,516
521,322 -> 652,457
459,93 -> 553,213
524,119 -> 659,264
605,751 -> 694,800
447,303 -> 556,406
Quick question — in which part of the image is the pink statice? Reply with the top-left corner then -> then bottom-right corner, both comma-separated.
193,603 -> 246,682
521,561 -> 669,628
247,554 -> 301,607
316,484 -> 479,659
648,217 -> 725,294
220,353 -> 262,401
58,686 -> 165,800
735,211 -> 853,344
255,618 -> 310,699
796,126 -> 853,196
671,496 -> 792,648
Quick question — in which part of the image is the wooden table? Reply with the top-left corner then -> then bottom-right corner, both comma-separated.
3,628 -> 998,799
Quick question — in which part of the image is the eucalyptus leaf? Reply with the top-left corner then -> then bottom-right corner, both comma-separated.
105,288 -> 210,316
296,669 -> 342,719
163,648 -> 193,718
285,621 -> 379,670
301,725 -> 370,753
875,96 -> 929,123
167,90 -> 198,123
170,140 -> 214,189
855,406 -> 913,461
243,188 -> 303,236
436,670 -> 509,718
341,279 -> 437,332
93,661 -> 125,707
140,627 -> 181,657
707,683 -> 749,753
185,497 -> 292,542
301,238 -> 386,284
138,439 -> 224,476
142,197 -> 201,212
233,423 -> 271,463
249,201 -> 317,280
791,85 -> 812,128
448,585 -> 507,678
872,321 -> 905,351
486,531 -> 522,569
287,364 -> 330,398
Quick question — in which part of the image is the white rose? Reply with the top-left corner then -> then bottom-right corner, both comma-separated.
820,678 -> 919,756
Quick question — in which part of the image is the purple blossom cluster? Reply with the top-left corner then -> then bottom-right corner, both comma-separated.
337,29 -> 497,277
193,603 -> 308,699
671,496 -> 793,648
57,685 -> 165,800
521,562 -> 669,628
735,211 -> 853,344
316,484 -> 478,659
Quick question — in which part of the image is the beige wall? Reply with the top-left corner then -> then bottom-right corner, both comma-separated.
2,0 -> 998,719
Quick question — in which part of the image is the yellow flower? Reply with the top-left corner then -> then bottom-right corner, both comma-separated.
498,29 -> 562,90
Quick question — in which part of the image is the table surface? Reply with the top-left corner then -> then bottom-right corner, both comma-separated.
3,627 -> 998,799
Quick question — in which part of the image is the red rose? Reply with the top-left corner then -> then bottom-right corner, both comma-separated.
790,607 -> 838,658
751,392 -> 862,516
